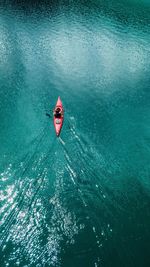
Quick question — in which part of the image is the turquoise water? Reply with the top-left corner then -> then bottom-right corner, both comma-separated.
0,1 -> 150,266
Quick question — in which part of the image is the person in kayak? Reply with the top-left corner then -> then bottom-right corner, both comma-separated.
53,107 -> 63,118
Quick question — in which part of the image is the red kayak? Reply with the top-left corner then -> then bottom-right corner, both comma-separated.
53,97 -> 64,136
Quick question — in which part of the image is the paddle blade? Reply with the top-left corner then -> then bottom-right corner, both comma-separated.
46,113 -> 51,118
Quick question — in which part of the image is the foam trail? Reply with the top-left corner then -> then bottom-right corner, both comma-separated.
59,137 -> 65,146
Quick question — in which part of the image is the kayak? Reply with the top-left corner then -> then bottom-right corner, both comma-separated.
53,97 -> 64,136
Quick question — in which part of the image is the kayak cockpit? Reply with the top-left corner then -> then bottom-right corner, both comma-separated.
54,113 -> 62,119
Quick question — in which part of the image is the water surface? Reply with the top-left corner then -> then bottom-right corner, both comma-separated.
0,1 -> 150,266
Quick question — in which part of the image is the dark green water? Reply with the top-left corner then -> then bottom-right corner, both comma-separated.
0,0 -> 150,266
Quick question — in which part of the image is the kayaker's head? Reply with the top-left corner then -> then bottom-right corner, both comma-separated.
56,107 -> 61,114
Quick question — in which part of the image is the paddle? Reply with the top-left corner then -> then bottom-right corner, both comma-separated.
45,108 -> 53,118
46,113 -> 51,118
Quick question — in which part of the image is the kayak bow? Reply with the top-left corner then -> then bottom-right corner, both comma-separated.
53,97 -> 64,136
